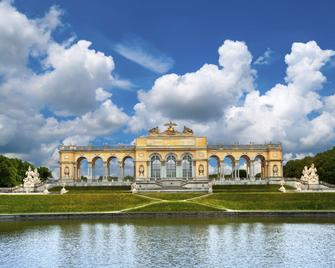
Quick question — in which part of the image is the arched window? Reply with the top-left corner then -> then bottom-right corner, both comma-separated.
182,154 -> 192,178
151,155 -> 161,179
166,155 -> 176,178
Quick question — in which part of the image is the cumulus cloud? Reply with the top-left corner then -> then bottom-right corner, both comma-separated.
129,40 -> 335,156
129,40 -> 256,131
0,2 -> 129,174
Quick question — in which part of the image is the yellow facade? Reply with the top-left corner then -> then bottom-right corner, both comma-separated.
59,122 -> 283,182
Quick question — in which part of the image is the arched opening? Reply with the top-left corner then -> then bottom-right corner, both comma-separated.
77,157 -> 88,181
123,157 -> 134,181
254,155 -> 266,179
151,154 -> 161,180
208,155 -> 220,180
223,155 -> 235,180
166,154 -> 176,178
238,155 -> 251,179
92,157 -> 103,181
182,154 -> 193,179
107,157 -> 119,181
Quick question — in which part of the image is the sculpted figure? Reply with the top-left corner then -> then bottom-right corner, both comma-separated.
149,126 -> 159,135
300,163 -> 319,185
183,126 -> 193,135
198,164 -> 204,176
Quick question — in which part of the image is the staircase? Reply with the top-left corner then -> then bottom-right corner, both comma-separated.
133,179 -> 210,192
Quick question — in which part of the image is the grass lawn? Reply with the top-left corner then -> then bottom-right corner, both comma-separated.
127,201 -> 221,212
0,192 -> 152,214
213,184 -> 294,192
196,192 -> 335,210
137,192 -> 205,200
1,185 -> 335,214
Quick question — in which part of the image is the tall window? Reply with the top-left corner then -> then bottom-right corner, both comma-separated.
166,155 -> 176,178
151,155 -> 161,179
182,154 -> 192,178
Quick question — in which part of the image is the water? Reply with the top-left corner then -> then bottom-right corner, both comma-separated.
0,218 -> 335,268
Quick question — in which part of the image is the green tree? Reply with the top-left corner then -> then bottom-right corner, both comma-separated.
284,147 -> 335,184
38,166 -> 52,181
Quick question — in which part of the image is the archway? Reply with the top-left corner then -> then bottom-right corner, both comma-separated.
182,154 -> 193,179
223,155 -> 235,180
77,157 -> 88,181
107,157 -> 119,181
150,154 -> 161,180
238,155 -> 251,180
254,155 -> 266,179
92,157 -> 103,181
208,155 -> 220,180
166,154 -> 177,178
123,156 -> 134,181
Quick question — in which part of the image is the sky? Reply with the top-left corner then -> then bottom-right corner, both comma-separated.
0,0 -> 335,175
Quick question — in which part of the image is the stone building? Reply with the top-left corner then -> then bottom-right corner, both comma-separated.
59,122 -> 283,184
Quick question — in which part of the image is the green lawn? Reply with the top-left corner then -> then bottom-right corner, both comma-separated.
195,192 -> 335,210
128,201 -> 221,212
1,185 -> 335,214
0,192 -> 152,213
213,184 -> 294,192
137,192 -> 205,200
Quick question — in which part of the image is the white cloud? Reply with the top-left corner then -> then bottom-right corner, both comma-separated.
0,2 -> 129,173
114,37 -> 174,74
95,88 -> 112,102
129,40 -> 335,158
254,48 -> 272,65
128,40 -> 256,131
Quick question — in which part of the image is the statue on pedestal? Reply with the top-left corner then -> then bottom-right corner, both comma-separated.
23,166 -> 41,193
300,163 -> 319,185
278,180 -> 286,192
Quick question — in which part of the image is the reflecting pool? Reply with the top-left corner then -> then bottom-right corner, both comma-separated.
0,218 -> 335,268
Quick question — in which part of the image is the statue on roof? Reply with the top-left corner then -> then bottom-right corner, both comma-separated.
163,121 -> 178,135
148,126 -> 160,135
183,126 -> 193,135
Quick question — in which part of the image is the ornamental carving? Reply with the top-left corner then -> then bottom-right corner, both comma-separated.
198,164 -> 204,176
139,165 -> 144,176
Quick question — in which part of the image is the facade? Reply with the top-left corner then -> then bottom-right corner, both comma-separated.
59,122 -> 283,182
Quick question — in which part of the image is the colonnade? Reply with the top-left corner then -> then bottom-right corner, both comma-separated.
75,157 -> 135,181
209,156 -> 268,180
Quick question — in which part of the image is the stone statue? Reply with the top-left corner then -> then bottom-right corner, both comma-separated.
208,181 -> 213,193
163,121 -> 178,135
131,182 -> 139,194
23,166 -> 41,193
60,183 -> 68,194
149,126 -> 159,135
300,163 -> 319,185
272,164 -> 278,176
138,165 -> 144,177
198,164 -> 204,176
278,180 -> 286,192
183,126 -> 193,135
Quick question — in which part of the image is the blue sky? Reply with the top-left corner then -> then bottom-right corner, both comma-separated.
0,0 -> 335,170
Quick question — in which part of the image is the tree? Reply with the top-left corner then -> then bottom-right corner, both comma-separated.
38,166 -> 52,181
284,147 -> 335,184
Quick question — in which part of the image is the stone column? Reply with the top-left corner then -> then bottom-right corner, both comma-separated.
88,162 -> 93,181
176,160 -> 182,179
220,161 -> 224,180
103,161 -> 108,181
235,160 -> 240,180
73,164 -> 77,181
250,160 -> 255,180
192,161 -> 196,179
118,161 -> 124,181
147,161 -> 151,181
161,160 -> 166,179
